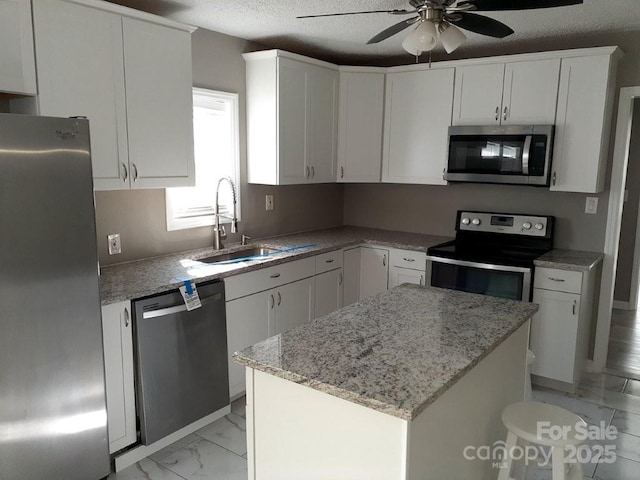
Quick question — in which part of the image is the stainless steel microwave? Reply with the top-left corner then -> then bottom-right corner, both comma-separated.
444,125 -> 554,186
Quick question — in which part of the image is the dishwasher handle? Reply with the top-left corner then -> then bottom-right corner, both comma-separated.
141,294 -> 219,319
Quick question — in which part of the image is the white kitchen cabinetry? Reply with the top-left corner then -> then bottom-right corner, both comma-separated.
452,58 -> 560,126
360,247 -> 389,300
388,249 -> 427,288
314,250 -> 344,318
0,0 -> 36,95
383,68 -> 454,185
337,70 -> 385,182
530,266 -> 598,390
244,51 -> 338,185
270,277 -> 315,336
551,53 -> 619,193
343,247 -> 362,307
101,301 -> 136,453
27,0 -> 194,190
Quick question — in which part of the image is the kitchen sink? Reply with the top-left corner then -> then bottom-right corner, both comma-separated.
199,246 -> 280,264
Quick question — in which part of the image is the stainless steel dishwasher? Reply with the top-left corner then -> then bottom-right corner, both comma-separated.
132,280 -> 229,445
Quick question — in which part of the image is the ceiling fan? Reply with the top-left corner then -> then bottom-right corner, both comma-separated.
297,0 -> 583,57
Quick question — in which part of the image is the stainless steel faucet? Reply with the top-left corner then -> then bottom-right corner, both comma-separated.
213,176 -> 238,250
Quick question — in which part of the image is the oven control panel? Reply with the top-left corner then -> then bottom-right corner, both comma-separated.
458,212 -> 551,237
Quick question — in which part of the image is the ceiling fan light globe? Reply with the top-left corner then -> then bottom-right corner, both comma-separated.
440,23 -> 466,53
402,21 -> 436,56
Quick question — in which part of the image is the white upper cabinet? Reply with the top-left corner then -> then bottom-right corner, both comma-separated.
244,51 -> 338,185
28,0 -> 194,190
453,58 -> 560,126
0,0 -> 36,95
551,54 -> 618,193
337,71 -> 385,183
382,68 -> 454,185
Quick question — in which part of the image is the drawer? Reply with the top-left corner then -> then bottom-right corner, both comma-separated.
225,257 -> 315,301
315,249 -> 343,274
534,267 -> 582,294
389,249 -> 427,271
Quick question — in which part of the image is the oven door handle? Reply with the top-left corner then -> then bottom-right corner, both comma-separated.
425,255 -> 533,274
522,135 -> 532,176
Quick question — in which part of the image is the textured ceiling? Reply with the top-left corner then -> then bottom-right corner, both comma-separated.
107,0 -> 640,62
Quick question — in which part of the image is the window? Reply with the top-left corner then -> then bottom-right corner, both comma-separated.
166,88 -> 240,231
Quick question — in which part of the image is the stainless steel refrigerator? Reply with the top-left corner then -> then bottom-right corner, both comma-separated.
0,114 -> 110,480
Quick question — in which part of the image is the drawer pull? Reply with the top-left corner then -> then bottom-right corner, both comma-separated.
548,277 -> 565,282
572,300 -> 576,315
124,307 -> 130,327
277,292 -> 282,306
270,273 -> 281,278
403,257 -> 415,263
270,294 -> 275,308
325,259 -> 334,263
339,272 -> 343,286
419,275 -> 424,286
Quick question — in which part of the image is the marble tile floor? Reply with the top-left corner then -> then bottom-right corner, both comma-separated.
606,309 -> 640,379
110,373 -> 640,480
527,372 -> 640,480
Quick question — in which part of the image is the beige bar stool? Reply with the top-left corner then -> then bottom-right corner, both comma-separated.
498,402 -> 586,480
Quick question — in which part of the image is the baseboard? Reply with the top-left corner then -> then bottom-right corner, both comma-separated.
113,405 -> 231,472
613,300 -> 633,310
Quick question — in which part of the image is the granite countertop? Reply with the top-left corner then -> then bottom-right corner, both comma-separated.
534,249 -> 603,272
99,226 -> 452,305
234,284 -> 538,421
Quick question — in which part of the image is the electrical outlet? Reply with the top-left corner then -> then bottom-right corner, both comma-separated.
585,197 -> 599,215
265,194 -> 274,211
107,233 -> 121,255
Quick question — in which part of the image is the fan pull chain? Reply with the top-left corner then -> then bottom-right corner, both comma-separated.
429,51 -> 432,68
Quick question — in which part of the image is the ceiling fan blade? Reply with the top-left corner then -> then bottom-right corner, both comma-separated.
297,9 -> 414,19
457,0 -> 582,11
367,17 -> 421,44
449,11 -> 514,38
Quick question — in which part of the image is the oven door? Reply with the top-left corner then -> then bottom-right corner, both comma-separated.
426,256 -> 532,302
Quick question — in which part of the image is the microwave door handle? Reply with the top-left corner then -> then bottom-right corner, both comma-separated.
522,135 -> 532,175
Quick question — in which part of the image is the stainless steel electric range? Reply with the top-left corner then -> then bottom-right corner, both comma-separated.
426,211 -> 554,302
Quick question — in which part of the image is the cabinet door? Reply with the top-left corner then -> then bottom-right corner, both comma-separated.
452,63 -> 505,126
278,57 -> 309,184
122,17 -> 194,189
551,55 -> 613,193
337,72 -> 384,183
502,59 -> 560,125
272,277 -> 315,336
359,247 -> 389,300
31,0 -> 128,190
389,266 -> 424,289
314,268 -> 344,318
382,68 -> 454,184
0,0 -> 36,95
307,65 -> 338,183
530,288 -> 580,383
343,247 -> 361,307
226,291 -> 271,398
101,301 -> 136,453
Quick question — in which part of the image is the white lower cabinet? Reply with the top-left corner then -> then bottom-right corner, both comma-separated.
388,266 -> 424,288
343,247 -> 362,307
225,276 -> 314,398
314,268 -> 344,318
388,249 -> 427,288
101,301 -> 136,453
360,247 -> 389,300
530,266 -> 598,390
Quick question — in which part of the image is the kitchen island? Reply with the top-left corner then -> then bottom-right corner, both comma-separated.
234,284 -> 539,480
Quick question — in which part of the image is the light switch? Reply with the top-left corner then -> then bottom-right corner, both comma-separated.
585,197 -> 598,215
108,233 -> 121,255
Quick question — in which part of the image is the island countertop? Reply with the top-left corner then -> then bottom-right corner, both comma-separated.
234,284 -> 539,421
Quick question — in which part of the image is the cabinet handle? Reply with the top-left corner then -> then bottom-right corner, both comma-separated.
552,171 -> 557,186
548,277 -> 565,282
124,307 -> 130,327
503,106 -> 508,121
340,166 -> 344,179
122,163 -> 128,183
383,254 -> 387,267
403,257 -> 415,263
306,166 -> 310,179
270,294 -> 275,309
277,292 -> 282,306
132,163 -> 139,182
311,166 -> 315,178
495,106 -> 500,121
325,259 -> 334,263
270,273 -> 281,278
419,275 -> 424,286
572,300 -> 577,315
339,272 -> 343,285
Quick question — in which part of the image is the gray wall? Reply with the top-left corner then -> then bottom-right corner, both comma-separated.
95,29 -> 343,265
